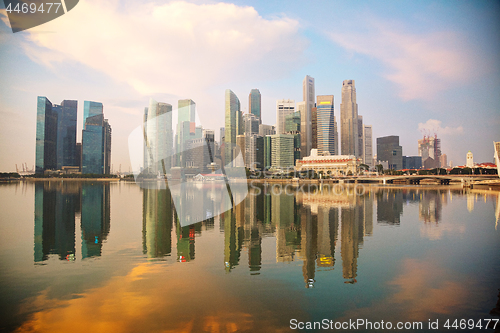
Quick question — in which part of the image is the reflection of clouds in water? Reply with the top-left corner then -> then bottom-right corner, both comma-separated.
339,258 -> 473,323
15,263 -> 303,333
420,222 -> 466,241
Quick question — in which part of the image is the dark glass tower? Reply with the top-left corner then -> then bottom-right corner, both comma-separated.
249,89 -> 261,123
55,100 -> 78,169
81,102 -> 111,174
36,97 -> 58,173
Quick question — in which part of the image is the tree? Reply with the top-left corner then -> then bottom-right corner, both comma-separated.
375,164 -> 383,174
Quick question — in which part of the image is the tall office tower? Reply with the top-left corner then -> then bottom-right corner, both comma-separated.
225,89 -> 240,164
36,97 -> 58,173
340,80 -> 359,156
244,113 -> 260,135
259,124 -> 275,137
376,136 -> 403,170
55,100 -> 78,169
236,135 -> 246,167
285,111 -> 301,163
143,107 -> 149,172
333,116 -> 339,155
236,110 -> 244,136
264,135 -> 272,170
316,95 -> 336,156
83,101 -> 103,126
271,134 -> 295,168
301,75 -> 315,157
145,99 -> 173,175
249,89 -> 261,123
184,129 -> 215,173
82,112 -> 112,175
440,154 -> 447,168
363,125 -> 373,168
357,116 -> 363,159
245,135 -> 264,170
176,99 -> 196,167
311,105 -> 317,150
276,99 -> 295,134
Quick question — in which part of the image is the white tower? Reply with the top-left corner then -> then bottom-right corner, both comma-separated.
466,151 -> 474,168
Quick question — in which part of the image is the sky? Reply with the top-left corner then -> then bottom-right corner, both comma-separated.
0,0 -> 499,172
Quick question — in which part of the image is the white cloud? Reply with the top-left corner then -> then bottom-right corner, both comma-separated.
328,20 -> 479,101
417,119 -> 463,136
20,0 -> 306,96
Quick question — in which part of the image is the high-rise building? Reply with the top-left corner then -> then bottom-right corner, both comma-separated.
82,113 -> 112,174
276,99 -> 295,134
316,95 -> 336,156
285,111 -> 301,163
225,90 -> 240,165
144,99 -> 172,175
249,89 -> 261,123
440,154 -> 447,168
301,75 -> 315,158
236,135 -> 246,167
176,99 -> 196,167
376,136 -> 402,170
418,135 -> 441,169
363,125 -> 373,168
245,135 -> 264,170
340,80 -> 359,156
83,101 -> 103,126
271,134 -> 295,168
55,100 -> 78,169
259,124 -> 275,137
36,97 -> 58,173
244,113 -> 260,136
494,142 -> 500,178
357,115 -> 364,159
311,105 -> 317,150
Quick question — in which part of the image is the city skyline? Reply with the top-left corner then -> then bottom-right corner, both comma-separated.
1,1 -> 499,171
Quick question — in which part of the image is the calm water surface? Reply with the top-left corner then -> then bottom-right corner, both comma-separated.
0,181 -> 499,332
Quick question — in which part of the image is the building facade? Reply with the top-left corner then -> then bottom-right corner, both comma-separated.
225,90 -> 240,165
276,99 -> 295,135
363,125 -> 372,168
145,99 -> 172,175
340,80 -> 359,157
271,134 -> 294,169
376,136 -> 403,170
301,75 -> 315,158
316,95 -> 336,156
296,149 -> 359,176
36,97 -> 58,173
249,89 -> 261,123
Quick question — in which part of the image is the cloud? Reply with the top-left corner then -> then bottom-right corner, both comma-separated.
328,20 -> 479,101
417,119 -> 464,136
17,0 -> 306,97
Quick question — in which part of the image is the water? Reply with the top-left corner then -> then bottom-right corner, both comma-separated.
0,181 -> 499,332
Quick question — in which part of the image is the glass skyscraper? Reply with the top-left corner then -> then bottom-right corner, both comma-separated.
249,89 -> 261,123
83,101 -> 103,125
145,99 -> 173,175
81,102 -> 112,175
340,80 -> 359,156
55,100 -> 78,169
225,89 -> 240,165
36,97 -> 58,173
316,95 -> 337,156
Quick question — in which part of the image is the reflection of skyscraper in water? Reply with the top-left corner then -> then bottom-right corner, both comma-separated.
176,221 -> 199,262
224,207 -> 243,272
316,206 -> 338,269
362,193 -> 373,236
495,194 -> 500,230
244,189 -> 262,274
142,189 -> 173,259
376,189 -> 404,225
81,183 -> 110,259
273,190 -> 298,262
300,205 -> 317,288
34,182 -> 79,262
467,191 -> 475,213
419,190 -> 443,223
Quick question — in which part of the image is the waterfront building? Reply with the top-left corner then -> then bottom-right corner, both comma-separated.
225,90 -> 240,164
285,111 -> 301,163
83,101 -> 103,126
82,113 -> 112,174
311,105 -> 317,150
36,97 -> 58,173
403,156 -> 422,169
301,75 -> 315,158
466,151 -> 474,168
249,89 -> 261,123
316,95 -> 336,156
376,136 -> 402,170
440,154 -> 447,168
144,99 -> 172,175
340,80 -> 359,157
276,99 -> 295,134
55,100 -> 78,170
295,149 -> 359,176
270,134 -> 294,169
176,99 -> 197,167
494,142 -> 500,178
363,125 -> 372,168
357,115 -> 363,160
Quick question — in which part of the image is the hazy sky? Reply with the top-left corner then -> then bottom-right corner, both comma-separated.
1,0 -> 499,172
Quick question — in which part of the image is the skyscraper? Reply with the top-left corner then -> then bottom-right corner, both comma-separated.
83,101 -> 103,126
301,75 -> 315,157
376,136 -> 402,170
316,95 -> 336,156
249,89 -> 261,123
145,99 -> 173,175
363,125 -> 373,168
340,80 -> 359,156
55,100 -> 78,169
276,99 -> 294,134
225,89 -> 240,164
357,115 -> 364,159
82,113 -> 112,174
36,97 -> 58,173
176,99 -> 196,167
